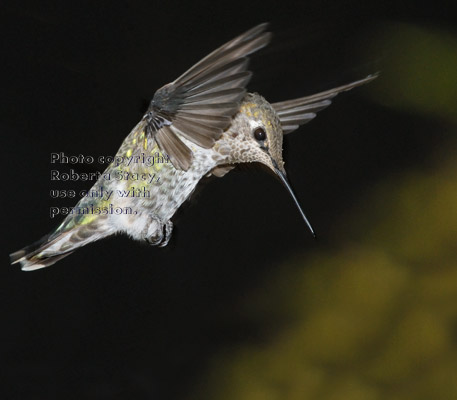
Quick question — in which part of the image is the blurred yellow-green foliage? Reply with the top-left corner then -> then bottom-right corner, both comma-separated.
188,24 -> 457,400
369,23 -> 457,123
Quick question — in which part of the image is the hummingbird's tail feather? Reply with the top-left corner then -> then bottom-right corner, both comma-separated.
10,217 -> 113,271
10,232 -> 76,271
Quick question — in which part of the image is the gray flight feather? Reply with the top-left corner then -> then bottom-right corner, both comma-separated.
273,74 -> 378,134
144,23 -> 271,170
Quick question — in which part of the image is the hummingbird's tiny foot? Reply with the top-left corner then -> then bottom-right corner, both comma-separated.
143,215 -> 163,246
158,220 -> 173,248
143,216 -> 173,247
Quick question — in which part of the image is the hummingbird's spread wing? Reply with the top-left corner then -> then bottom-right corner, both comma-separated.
272,73 -> 378,134
144,23 -> 271,171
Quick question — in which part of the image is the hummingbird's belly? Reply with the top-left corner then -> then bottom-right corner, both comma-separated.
109,142 -> 223,240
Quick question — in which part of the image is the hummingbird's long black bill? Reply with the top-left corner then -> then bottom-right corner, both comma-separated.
275,168 -> 316,238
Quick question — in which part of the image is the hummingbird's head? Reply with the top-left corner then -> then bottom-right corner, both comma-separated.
228,93 -> 285,172
226,93 -> 315,236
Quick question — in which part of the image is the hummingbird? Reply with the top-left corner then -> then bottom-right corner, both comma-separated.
10,23 -> 376,271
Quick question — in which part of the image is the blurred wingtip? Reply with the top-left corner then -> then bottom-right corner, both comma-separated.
367,71 -> 380,81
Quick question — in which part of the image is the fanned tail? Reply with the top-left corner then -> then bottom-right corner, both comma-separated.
10,216 -> 113,271
10,233 -> 75,271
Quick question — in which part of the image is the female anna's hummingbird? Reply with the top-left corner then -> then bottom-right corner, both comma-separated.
11,23 -> 376,270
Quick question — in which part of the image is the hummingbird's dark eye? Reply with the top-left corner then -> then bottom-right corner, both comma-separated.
253,127 -> 266,141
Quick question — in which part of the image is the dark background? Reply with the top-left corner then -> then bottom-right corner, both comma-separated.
1,0 -> 455,399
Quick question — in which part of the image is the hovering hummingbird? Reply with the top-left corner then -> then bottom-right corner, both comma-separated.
11,23 -> 376,271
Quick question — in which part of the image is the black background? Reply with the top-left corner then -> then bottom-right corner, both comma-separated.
1,0 -> 454,399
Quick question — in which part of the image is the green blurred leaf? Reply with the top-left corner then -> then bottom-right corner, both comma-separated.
367,24 -> 457,123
